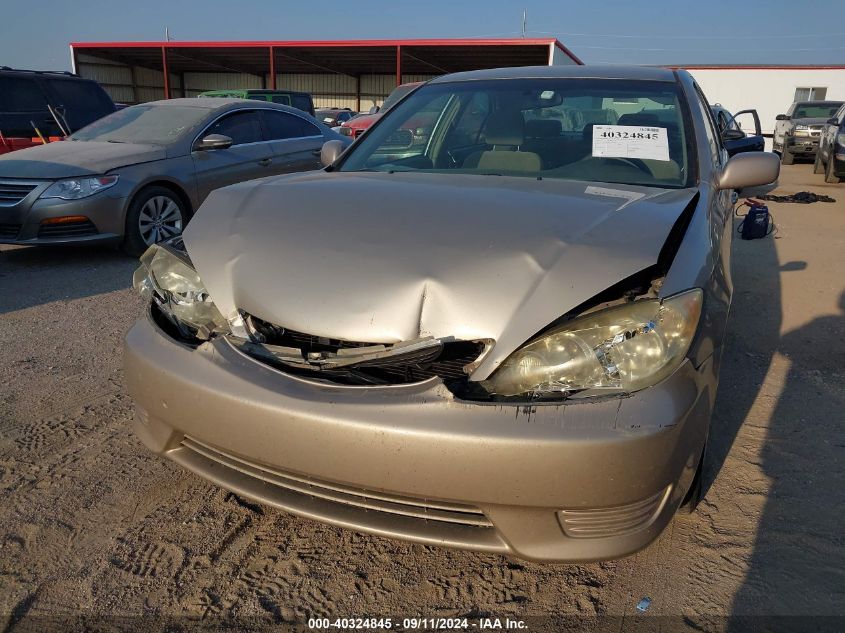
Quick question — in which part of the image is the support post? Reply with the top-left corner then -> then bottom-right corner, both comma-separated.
269,46 -> 276,89
130,65 -> 138,104
395,45 -> 402,88
356,75 -> 361,112
161,46 -> 170,99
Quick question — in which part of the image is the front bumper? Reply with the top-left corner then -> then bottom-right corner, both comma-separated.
124,314 -> 715,562
785,134 -> 820,156
0,186 -> 126,245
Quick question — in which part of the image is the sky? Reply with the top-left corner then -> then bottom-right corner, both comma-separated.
2,0 -> 844,71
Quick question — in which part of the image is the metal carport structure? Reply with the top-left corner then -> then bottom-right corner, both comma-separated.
69,38 -> 582,109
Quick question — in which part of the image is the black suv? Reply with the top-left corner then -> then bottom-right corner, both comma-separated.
0,67 -> 116,140
815,102 -> 845,183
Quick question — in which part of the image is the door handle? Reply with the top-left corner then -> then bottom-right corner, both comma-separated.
311,149 -> 321,156
258,158 -> 273,167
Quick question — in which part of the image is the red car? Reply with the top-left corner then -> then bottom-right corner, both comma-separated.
339,82 -> 422,140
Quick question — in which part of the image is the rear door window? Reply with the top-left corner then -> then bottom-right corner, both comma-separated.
0,77 -> 48,112
270,95 -> 291,105
43,78 -> 115,130
204,110 -> 263,145
260,110 -> 321,139
290,94 -> 313,114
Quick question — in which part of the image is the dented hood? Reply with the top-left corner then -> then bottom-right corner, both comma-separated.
184,171 -> 697,379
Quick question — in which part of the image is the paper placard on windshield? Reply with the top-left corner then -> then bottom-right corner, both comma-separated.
592,125 -> 670,162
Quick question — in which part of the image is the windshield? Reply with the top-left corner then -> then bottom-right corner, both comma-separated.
792,103 -> 842,119
340,78 -> 690,188
380,84 -> 417,111
70,105 -> 209,144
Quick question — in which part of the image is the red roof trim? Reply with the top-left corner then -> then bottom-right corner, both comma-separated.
71,38 -> 559,49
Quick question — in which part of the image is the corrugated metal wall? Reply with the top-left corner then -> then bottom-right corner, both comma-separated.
135,67 -> 182,102
358,74 -> 437,110
77,53 -> 182,103
77,52 -> 437,110
184,72 -> 263,97
274,73 -> 357,109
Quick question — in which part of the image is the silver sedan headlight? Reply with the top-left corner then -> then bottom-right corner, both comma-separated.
133,242 -> 228,339
40,175 -> 119,200
481,289 -> 703,397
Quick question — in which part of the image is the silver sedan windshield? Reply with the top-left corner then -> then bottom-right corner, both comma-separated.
340,78 -> 691,188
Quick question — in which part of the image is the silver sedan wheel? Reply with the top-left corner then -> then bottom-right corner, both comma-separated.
138,195 -> 183,245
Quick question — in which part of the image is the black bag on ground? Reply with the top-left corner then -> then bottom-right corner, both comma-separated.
739,201 -> 771,240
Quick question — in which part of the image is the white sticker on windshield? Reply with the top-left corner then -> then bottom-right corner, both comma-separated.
592,125 -> 670,162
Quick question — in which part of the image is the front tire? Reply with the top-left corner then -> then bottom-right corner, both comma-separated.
825,154 -> 841,183
813,151 -> 825,174
680,446 -> 706,514
123,186 -> 187,257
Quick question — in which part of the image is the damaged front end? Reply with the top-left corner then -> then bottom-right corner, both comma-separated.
229,314 -> 491,387
133,238 -> 229,343
134,188 -> 706,404
133,239 -> 493,388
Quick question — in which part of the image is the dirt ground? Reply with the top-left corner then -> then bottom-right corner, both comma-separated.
1,164 -> 843,632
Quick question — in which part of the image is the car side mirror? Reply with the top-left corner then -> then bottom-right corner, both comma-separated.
718,152 -> 780,190
827,117 -> 839,125
775,114 -> 789,121
195,134 -> 233,151
320,139 -> 346,167
369,105 -> 380,114
721,128 -> 745,141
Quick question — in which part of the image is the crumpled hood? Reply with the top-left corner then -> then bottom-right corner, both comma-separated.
0,141 -> 166,179
184,171 -> 697,379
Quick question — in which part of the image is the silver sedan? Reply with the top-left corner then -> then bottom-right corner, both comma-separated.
0,98 -> 349,255
126,66 -> 780,562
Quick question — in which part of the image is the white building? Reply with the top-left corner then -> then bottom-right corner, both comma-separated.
679,65 -> 845,149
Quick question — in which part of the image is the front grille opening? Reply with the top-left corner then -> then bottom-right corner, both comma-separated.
0,223 -> 21,239
236,314 -> 486,387
181,436 -> 494,528
0,181 -> 37,206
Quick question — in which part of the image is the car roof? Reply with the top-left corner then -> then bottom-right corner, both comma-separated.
430,64 -> 678,84
794,100 -> 843,105
141,98 -> 306,113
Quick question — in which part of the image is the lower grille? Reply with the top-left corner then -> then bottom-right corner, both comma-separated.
0,181 -> 38,206
0,223 -> 21,239
38,219 -> 98,239
180,436 -> 493,528
238,315 -> 486,386
557,487 -> 670,538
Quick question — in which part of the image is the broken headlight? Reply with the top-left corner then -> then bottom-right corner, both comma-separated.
480,289 -> 703,398
133,242 -> 227,340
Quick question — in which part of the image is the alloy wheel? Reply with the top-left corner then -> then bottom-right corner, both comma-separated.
138,195 -> 183,245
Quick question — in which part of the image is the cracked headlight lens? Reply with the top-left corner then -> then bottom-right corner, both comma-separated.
133,242 -> 227,339
481,289 -> 703,397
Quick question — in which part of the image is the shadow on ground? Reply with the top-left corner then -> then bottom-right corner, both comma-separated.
0,245 -> 136,313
